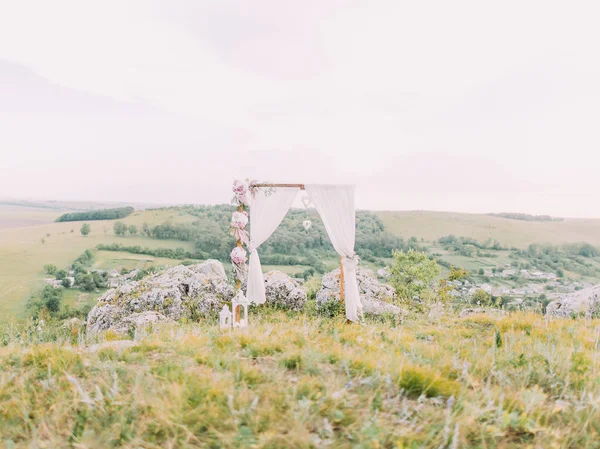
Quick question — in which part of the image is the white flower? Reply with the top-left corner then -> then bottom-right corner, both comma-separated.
231,211 -> 249,229
230,246 -> 247,265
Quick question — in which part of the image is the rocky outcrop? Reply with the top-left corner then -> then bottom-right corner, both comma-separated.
316,267 -> 403,316
546,285 -> 600,318
458,308 -> 508,318
114,311 -> 175,335
263,270 -> 307,311
86,260 -> 233,334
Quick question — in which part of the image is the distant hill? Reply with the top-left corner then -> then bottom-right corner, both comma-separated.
376,210 -> 600,248
487,212 -> 562,222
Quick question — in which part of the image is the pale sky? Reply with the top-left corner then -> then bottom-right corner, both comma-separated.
1,1 -> 599,217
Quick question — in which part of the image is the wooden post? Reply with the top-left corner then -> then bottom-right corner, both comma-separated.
234,204 -> 243,324
339,256 -> 344,303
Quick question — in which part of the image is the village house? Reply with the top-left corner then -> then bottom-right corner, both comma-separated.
43,278 -> 63,289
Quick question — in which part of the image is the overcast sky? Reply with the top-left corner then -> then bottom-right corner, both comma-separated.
1,1 -> 599,216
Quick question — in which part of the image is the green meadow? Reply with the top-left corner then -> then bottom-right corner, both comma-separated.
2,311 -> 600,448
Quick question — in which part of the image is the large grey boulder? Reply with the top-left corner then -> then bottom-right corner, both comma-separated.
546,285 -> 600,318
316,267 -> 404,316
86,260 -> 234,334
263,270 -> 307,311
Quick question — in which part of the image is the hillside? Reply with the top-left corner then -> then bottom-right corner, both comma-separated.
1,311 -> 600,447
4,203 -> 600,322
0,208 -> 198,320
377,210 -> 600,248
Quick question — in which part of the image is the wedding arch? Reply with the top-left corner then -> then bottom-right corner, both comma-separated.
228,181 -> 363,323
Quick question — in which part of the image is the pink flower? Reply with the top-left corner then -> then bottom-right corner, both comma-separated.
231,211 -> 249,229
230,246 -> 247,265
232,179 -> 248,195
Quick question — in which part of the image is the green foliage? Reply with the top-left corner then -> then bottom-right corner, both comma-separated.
388,249 -> 440,300
80,223 -> 91,236
76,274 -> 97,292
495,329 -> 503,348
316,297 -> 345,318
96,243 -> 208,261
26,285 -> 63,317
55,269 -> 67,280
448,266 -> 469,281
146,205 -> 411,263
304,276 -> 322,300
128,224 -> 138,235
113,221 -> 128,236
472,289 -> 493,307
398,366 -> 459,399
439,234 -> 505,254
43,264 -> 57,275
518,243 -> 600,277
56,207 -> 134,222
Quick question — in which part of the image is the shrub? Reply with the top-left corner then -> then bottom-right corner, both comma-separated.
388,249 -> 439,301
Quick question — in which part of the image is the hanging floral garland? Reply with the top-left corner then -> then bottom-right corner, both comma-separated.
230,179 -> 276,282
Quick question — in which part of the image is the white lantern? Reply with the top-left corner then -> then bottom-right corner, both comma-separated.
219,305 -> 233,329
232,290 -> 250,328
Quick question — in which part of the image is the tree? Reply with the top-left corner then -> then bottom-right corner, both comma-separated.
448,266 -> 469,281
128,224 -> 138,235
55,269 -> 67,280
114,221 -> 128,236
43,264 -> 57,275
61,278 -> 72,288
92,272 -> 107,289
78,274 -> 96,292
39,285 -> 62,314
80,223 -> 91,236
388,249 -> 439,300
478,268 -> 484,276
471,289 -> 493,307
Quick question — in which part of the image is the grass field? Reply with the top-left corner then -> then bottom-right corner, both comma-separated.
2,311 -> 600,448
377,210 -> 600,248
0,208 -> 197,321
0,204 -> 61,229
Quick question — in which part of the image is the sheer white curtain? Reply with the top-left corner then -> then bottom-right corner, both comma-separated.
247,187 -> 300,304
305,184 -> 362,322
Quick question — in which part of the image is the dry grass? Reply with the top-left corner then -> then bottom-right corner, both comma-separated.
2,311 -> 600,448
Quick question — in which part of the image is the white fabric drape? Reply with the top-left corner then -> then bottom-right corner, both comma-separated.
246,187 -> 300,304
305,184 -> 362,322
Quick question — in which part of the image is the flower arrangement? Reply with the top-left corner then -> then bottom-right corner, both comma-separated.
230,246 -> 247,280
230,210 -> 249,246
232,179 -> 250,206
230,179 -> 277,282
231,210 -> 248,228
